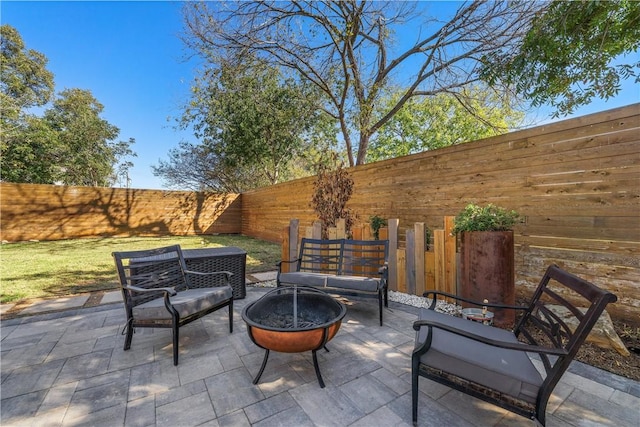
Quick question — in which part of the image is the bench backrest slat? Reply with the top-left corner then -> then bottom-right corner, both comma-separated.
341,239 -> 388,277
297,238 -> 342,275
297,238 -> 388,278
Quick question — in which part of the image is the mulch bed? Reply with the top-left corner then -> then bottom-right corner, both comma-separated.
573,319 -> 640,382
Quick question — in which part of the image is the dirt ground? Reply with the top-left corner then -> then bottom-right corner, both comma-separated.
573,319 -> 640,382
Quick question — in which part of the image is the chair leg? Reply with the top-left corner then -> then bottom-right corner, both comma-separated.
124,319 -> 134,351
229,300 -> 234,333
172,322 -> 180,366
412,355 -> 420,425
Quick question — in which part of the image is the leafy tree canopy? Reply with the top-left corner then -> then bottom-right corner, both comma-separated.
481,0 -> 640,117
182,1 -> 541,166
159,55 -> 326,191
368,86 -> 524,162
0,24 -> 54,122
183,1 -> 639,166
43,88 -> 135,186
1,25 -> 135,187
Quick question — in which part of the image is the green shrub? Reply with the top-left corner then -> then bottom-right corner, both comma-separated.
451,203 -> 520,234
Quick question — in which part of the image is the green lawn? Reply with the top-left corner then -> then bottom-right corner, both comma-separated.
0,235 -> 281,303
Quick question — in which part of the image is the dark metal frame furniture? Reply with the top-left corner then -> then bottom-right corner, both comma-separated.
277,238 -> 389,325
412,264 -> 617,426
113,245 -> 234,365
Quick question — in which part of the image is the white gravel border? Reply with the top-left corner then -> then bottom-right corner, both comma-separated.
249,280 -> 461,315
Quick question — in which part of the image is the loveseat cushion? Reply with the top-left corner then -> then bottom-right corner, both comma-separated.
133,286 -> 233,320
415,308 -> 543,403
278,272 -> 331,287
326,275 -> 381,293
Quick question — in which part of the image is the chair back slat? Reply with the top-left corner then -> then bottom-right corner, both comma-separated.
515,264 -> 617,376
113,245 -> 189,308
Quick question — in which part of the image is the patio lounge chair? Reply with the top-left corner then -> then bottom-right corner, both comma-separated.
113,245 -> 233,365
412,264 -> 617,426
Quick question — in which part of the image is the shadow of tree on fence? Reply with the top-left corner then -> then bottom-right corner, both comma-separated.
0,183 -> 241,242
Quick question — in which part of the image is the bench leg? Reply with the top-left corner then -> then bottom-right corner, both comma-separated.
378,292 -> 384,326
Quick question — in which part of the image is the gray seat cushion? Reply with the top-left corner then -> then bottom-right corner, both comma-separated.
278,272 -> 331,287
416,308 -> 543,403
326,275 -> 380,292
133,286 -> 233,320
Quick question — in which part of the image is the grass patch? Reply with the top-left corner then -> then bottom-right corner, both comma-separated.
0,235 -> 281,304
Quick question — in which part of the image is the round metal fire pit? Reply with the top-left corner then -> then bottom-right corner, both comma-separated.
242,286 -> 346,388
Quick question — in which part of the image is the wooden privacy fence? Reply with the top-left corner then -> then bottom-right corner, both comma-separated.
244,104 -> 640,322
281,218 -> 459,297
0,183 -> 242,242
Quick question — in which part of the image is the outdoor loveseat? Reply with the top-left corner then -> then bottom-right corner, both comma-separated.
277,238 -> 389,325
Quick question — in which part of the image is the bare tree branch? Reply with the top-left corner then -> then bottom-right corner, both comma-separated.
182,0 -> 543,165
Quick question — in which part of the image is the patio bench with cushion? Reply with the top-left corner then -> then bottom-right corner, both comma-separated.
277,238 -> 389,325
411,264 -> 617,426
113,245 -> 234,365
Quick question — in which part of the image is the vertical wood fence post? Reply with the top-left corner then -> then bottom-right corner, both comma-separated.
388,219 -> 399,291
406,229 -> 416,295
289,219 -> 299,268
312,221 -> 322,239
337,218 -> 346,238
281,225 -> 291,273
415,222 -> 426,296
444,216 -> 457,296
434,230 -> 445,296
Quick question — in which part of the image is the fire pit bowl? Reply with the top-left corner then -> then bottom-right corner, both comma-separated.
242,286 -> 346,388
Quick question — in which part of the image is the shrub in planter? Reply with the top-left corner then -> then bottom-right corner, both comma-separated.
451,203 -> 520,234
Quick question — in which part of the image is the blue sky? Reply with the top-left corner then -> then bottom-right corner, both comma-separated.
2,1 -> 639,190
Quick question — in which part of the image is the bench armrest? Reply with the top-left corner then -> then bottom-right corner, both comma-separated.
277,259 -> 299,272
422,289 -> 527,311
412,318 -> 568,356
378,264 -> 388,276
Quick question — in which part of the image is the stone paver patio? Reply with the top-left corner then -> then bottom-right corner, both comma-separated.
2,282 -> 639,426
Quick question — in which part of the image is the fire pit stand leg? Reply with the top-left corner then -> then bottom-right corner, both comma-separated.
312,349 -> 326,388
253,349 -> 270,385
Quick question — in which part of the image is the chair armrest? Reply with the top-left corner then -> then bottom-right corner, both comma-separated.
422,290 -> 527,311
124,285 -> 177,297
412,318 -> 568,356
184,270 -> 233,281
